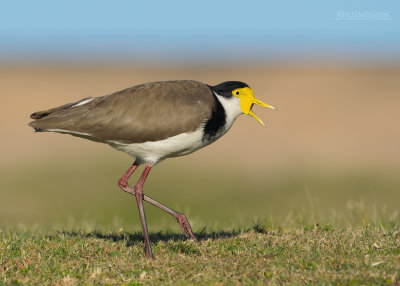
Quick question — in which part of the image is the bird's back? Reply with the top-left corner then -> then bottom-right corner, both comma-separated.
29,80 -> 215,143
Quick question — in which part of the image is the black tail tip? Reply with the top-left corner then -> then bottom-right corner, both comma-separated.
30,111 -> 49,119
30,112 -> 40,119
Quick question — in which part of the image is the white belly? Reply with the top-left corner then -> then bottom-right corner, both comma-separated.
107,127 -> 212,165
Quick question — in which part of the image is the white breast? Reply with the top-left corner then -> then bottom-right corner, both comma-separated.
107,126 -> 210,165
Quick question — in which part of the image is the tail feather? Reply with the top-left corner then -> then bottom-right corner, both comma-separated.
29,97 -> 92,119
28,120 -> 50,132
32,126 -> 45,132
28,97 -> 94,132
30,111 -> 51,120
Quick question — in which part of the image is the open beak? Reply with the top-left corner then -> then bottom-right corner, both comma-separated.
249,99 -> 275,127
237,88 -> 276,127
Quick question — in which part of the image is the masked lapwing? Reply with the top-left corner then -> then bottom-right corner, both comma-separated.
28,80 -> 275,258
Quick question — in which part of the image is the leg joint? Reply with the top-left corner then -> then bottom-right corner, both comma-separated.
176,213 -> 187,221
118,178 -> 128,188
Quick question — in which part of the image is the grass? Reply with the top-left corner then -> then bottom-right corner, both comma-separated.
1,157 -> 400,284
2,157 -> 400,228
1,223 -> 399,284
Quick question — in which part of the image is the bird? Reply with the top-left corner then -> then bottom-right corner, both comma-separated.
28,80 -> 275,258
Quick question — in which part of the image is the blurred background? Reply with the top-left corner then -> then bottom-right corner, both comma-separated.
1,0 -> 399,231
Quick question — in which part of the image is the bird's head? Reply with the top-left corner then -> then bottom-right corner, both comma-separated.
211,81 -> 275,127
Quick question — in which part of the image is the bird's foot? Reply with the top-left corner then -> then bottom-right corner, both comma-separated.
176,213 -> 199,242
145,247 -> 155,259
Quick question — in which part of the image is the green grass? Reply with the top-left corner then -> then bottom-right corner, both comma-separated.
1,157 -> 400,284
1,224 -> 399,284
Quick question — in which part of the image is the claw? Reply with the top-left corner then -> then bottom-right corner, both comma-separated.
176,214 -> 198,242
176,217 -> 190,237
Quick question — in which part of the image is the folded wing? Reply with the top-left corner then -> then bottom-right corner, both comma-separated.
28,80 -> 215,144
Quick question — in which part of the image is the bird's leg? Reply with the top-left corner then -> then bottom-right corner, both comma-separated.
117,162 -> 139,195
133,165 -> 154,259
142,195 -> 198,242
118,163 -> 198,242
118,162 -> 154,258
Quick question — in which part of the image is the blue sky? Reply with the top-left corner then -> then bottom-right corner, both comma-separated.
1,0 -> 399,63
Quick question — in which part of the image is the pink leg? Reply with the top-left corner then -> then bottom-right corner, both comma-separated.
143,194 -> 198,242
134,165 -> 154,258
117,162 -> 139,193
118,163 -> 198,247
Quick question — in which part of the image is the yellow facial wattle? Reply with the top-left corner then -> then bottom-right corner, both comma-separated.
232,87 -> 275,127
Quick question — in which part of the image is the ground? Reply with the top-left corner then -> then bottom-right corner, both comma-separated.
1,223 -> 399,285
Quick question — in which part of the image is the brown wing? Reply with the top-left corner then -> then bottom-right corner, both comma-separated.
28,80 -> 215,143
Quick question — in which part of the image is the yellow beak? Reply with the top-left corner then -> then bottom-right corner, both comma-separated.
234,87 -> 275,127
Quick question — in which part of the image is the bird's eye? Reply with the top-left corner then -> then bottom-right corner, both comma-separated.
235,91 -> 240,95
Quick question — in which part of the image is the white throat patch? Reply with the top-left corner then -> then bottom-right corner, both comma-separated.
214,92 -> 243,132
